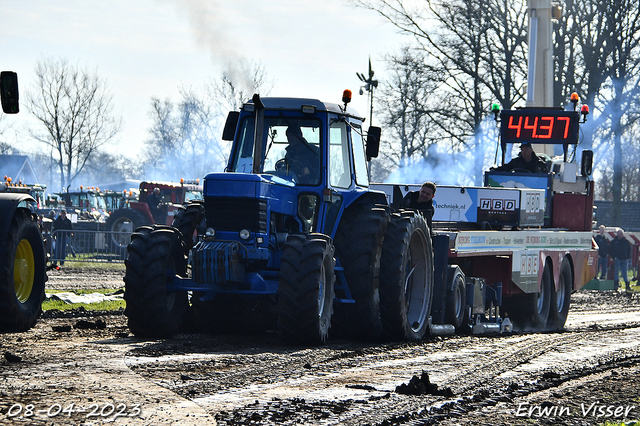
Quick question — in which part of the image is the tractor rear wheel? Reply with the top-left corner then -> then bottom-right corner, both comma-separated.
105,208 -> 151,256
124,225 -> 188,338
548,259 -> 572,330
380,211 -> 433,341
0,209 -> 47,332
332,204 -> 389,340
278,234 -> 335,345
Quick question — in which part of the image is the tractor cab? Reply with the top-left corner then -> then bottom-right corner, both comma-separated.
216,92 -> 382,238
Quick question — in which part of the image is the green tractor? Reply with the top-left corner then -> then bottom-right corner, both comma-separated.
0,71 -> 47,332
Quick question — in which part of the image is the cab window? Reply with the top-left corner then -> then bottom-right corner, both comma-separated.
329,121 -> 351,188
352,125 -> 369,187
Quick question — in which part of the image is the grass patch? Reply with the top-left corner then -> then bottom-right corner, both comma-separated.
52,259 -> 125,270
43,288 -> 125,311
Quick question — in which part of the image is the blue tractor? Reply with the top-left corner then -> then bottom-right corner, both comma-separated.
124,91 -> 434,344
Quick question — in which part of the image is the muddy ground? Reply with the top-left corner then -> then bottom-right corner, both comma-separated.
1,267 -> 639,425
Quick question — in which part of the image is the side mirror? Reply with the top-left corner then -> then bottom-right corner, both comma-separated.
1,71 -> 19,114
366,126 -> 381,160
581,149 -> 593,176
222,111 -> 240,141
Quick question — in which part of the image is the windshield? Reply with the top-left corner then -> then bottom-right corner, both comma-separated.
185,190 -> 203,202
230,116 -> 322,185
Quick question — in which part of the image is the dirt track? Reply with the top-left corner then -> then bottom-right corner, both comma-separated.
1,268 -> 640,425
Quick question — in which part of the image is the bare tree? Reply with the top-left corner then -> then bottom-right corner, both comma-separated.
0,116 -> 18,154
351,0 -> 529,184
559,0 -> 640,224
143,62 -> 273,180
207,60 -> 274,112
26,58 -> 121,191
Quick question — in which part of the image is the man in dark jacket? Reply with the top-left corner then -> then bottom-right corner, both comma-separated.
146,187 -> 162,222
494,142 -> 548,173
402,181 -> 436,229
594,225 -> 609,279
284,125 -> 320,185
609,228 -> 631,293
52,210 -> 73,266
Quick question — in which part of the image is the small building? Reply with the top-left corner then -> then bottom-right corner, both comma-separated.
0,155 -> 40,184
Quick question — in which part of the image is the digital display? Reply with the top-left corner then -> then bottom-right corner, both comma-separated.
500,109 -> 580,145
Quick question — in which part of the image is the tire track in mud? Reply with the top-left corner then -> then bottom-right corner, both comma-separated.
336,324 -> 640,426
124,320 -> 640,425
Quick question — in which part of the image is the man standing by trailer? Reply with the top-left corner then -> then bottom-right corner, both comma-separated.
594,225 -> 609,279
52,210 -> 72,266
609,228 -> 631,293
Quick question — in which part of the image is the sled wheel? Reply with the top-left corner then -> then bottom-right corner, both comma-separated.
508,260 -> 552,330
548,258 -> 572,330
445,267 -> 466,330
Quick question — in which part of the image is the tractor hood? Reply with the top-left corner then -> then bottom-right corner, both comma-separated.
203,172 -> 297,216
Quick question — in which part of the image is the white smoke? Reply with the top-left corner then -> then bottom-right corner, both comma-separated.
384,115 -> 501,187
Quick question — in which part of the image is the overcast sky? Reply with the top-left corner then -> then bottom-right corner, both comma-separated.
0,0 -> 406,157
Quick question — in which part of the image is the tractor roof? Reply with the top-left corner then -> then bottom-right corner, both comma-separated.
245,97 -> 365,121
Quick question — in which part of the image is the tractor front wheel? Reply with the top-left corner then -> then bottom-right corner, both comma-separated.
278,234 -> 335,345
124,225 -> 188,338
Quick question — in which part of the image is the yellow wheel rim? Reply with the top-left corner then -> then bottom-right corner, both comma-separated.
14,239 -> 35,303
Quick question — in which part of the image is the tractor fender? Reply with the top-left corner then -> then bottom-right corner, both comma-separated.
0,193 -> 36,262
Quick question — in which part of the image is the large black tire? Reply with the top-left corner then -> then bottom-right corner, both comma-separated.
105,208 -> 151,255
171,202 -> 205,253
445,266 -> 467,330
380,211 -> 433,341
332,204 -> 389,340
548,258 -> 572,330
506,260 -> 552,330
124,225 -> 188,338
278,234 -> 335,345
0,209 -> 47,332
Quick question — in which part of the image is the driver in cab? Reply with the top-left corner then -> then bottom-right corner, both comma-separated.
492,142 -> 548,173
282,125 -> 320,184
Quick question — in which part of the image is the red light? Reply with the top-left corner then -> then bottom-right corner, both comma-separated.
581,105 -> 590,115
342,89 -> 352,104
